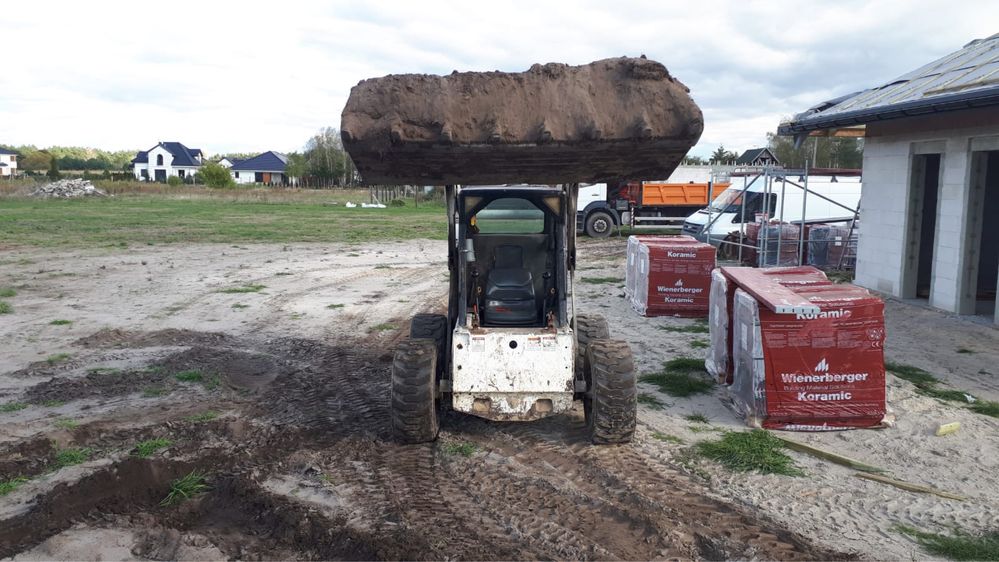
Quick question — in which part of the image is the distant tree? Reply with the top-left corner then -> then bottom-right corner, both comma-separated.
766,131 -> 863,169
284,152 -> 307,182
710,145 -> 737,163
305,127 -> 354,186
682,154 -> 707,165
19,150 -> 52,172
47,157 -> 62,180
197,161 -> 235,188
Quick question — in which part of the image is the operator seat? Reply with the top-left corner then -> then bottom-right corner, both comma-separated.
483,245 -> 537,326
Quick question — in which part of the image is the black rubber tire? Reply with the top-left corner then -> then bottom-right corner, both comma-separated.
410,314 -> 448,377
584,210 -> 615,238
575,313 -> 610,381
585,339 -> 637,444
390,339 -> 440,444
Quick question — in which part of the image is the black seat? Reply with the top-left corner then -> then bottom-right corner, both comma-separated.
484,245 -> 536,325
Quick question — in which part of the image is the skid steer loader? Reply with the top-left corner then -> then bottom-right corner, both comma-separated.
340,57 -> 703,444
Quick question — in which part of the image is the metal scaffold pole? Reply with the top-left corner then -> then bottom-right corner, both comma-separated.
798,160 -> 810,265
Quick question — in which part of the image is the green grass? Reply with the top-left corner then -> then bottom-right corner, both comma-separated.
0,195 -> 447,248
971,400 -> 999,418
685,413 -> 710,423
0,477 -> 29,496
637,393 -> 666,409
441,442 -> 478,457
696,430 -> 804,476
203,374 -> 222,390
53,447 -> 92,469
690,338 -> 709,349
658,323 -> 710,334
49,319 -> 72,325
370,323 -> 396,332
897,525 -> 999,561
885,361 -> 974,403
651,432 -> 684,444
326,303 -> 345,309
640,358 -> 714,397
134,438 -> 173,458
54,418 -> 79,429
46,353 -> 71,365
142,387 -> 168,398
231,303 -> 249,309
0,288 -> 16,297
580,276 -> 624,285
42,400 -> 65,407
174,370 -> 204,382
185,411 -> 219,423
1,401 -> 28,413
0,301 -> 12,314
885,361 -> 939,386
161,470 -> 210,506
218,283 -> 266,294
956,347 -> 975,354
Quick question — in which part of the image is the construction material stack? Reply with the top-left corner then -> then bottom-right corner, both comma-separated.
708,266 -> 889,430
626,235 -> 715,317
807,223 -> 859,269
743,222 -> 802,267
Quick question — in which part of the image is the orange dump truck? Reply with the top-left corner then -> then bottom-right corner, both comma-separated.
578,176 -> 730,237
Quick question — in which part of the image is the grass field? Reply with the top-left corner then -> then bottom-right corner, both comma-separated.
0,187 -> 447,247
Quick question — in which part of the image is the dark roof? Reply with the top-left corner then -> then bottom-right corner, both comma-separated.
735,147 -> 777,165
0,148 -> 16,155
779,33 -> 999,135
132,151 -> 148,164
231,151 -> 288,172
0,162 -> 7,167
159,142 -> 202,167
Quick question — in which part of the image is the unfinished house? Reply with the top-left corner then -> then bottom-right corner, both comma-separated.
780,33 -> 999,324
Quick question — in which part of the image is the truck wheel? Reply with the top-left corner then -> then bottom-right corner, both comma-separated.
575,314 -> 610,381
391,339 -> 439,444
410,314 -> 448,377
585,210 -> 615,238
585,340 -> 637,444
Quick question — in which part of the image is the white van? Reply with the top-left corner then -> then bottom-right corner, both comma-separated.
681,172 -> 862,246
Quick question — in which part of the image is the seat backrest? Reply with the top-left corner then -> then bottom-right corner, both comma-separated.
493,244 -> 523,269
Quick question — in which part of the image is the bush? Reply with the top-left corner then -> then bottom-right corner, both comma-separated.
198,162 -> 235,188
389,199 -> 406,207
167,176 -> 183,186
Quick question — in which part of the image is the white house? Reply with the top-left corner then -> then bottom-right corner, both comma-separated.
217,157 -> 240,169
131,142 -> 203,182
780,33 -> 999,324
0,148 -> 17,177
230,151 -> 290,185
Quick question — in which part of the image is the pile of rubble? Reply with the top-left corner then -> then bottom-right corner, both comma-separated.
31,179 -> 109,198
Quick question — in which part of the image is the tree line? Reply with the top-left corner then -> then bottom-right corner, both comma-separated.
0,144 -> 136,172
680,132 -> 863,169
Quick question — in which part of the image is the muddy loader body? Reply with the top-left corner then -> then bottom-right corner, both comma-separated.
341,57 -> 702,444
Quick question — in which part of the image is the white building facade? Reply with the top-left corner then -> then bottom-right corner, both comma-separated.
132,142 -> 203,182
0,148 -> 17,177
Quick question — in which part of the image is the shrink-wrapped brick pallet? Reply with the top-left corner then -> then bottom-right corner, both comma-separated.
706,266 -> 832,384
729,282 -> 890,430
627,235 -> 715,317
807,223 -> 859,269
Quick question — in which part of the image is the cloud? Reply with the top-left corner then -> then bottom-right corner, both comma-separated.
0,0 -> 996,159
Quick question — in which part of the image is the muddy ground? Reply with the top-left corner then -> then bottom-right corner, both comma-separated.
1,238 -> 997,560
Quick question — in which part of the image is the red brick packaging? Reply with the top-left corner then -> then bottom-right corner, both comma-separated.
708,266 -> 833,385
730,283 -> 889,430
628,236 -> 716,317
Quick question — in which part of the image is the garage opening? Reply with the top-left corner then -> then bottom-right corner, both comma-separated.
970,151 -> 999,322
903,153 -> 941,299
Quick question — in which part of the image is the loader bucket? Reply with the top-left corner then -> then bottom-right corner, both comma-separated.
340,57 -> 703,186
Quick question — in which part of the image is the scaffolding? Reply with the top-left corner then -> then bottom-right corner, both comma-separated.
696,164 -> 861,269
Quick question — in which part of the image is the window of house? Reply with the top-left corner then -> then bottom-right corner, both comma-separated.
235,172 -> 240,178
156,154 -> 164,166
141,169 -> 148,178
178,169 -> 185,178
9,156 -> 14,162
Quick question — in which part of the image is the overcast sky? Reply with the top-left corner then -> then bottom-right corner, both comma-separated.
1,1 -> 996,158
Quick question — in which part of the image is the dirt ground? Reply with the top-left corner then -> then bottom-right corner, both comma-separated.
1,237 -> 997,560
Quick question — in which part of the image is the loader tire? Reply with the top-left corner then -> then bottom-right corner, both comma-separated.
410,314 -> 448,378
575,313 -> 610,381
585,339 -> 637,444
391,339 -> 439,444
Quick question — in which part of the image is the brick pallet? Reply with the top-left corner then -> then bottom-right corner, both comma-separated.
626,235 -> 716,317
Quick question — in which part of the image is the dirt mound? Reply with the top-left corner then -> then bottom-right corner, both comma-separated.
341,57 -> 703,184
155,346 -> 294,392
75,329 -> 228,349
